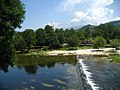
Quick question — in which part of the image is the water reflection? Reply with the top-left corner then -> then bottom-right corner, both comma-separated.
16,55 -> 76,75
0,55 -> 79,90
0,58 -> 14,73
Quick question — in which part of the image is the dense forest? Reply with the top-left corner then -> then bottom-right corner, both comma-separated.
13,20 -> 120,53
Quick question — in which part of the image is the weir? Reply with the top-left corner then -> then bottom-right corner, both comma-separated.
77,55 -> 99,90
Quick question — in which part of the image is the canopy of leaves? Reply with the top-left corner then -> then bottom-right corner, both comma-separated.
13,32 -> 26,53
55,28 -> 65,45
45,25 -> 59,49
93,36 -> 106,49
0,0 -> 25,72
110,39 -> 120,48
36,28 -> 47,46
67,35 -> 80,47
22,29 -> 36,52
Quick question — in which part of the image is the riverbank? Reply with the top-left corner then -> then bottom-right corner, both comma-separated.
18,48 -> 120,56
17,48 -> 120,63
47,48 -> 119,56
109,54 -> 120,63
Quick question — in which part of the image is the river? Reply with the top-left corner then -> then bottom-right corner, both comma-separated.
0,55 -> 120,90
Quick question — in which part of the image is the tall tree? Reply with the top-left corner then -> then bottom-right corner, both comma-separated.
44,25 -> 59,49
22,29 -> 36,52
13,32 -> 26,53
77,31 -> 85,41
36,28 -> 47,47
55,28 -> 65,45
0,0 -> 25,72
67,35 -> 80,47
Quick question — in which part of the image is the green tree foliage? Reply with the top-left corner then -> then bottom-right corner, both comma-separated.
65,28 -> 76,38
93,36 -> 106,49
55,28 -> 65,45
22,29 -> 36,52
0,0 -> 25,72
110,39 -> 120,48
111,28 -> 120,39
91,27 -> 102,38
64,28 -> 77,43
44,25 -> 59,49
36,28 -> 47,46
67,35 -> 80,47
77,31 -> 85,41
97,24 -> 120,40
13,32 -> 26,53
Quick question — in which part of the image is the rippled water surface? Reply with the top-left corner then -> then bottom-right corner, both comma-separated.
0,55 -> 120,90
0,55 -> 83,90
77,55 -> 120,90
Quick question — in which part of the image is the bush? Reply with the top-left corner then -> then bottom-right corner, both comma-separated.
109,54 -> 120,63
110,39 -> 120,48
93,36 -> 106,49
67,35 -> 80,47
41,46 -> 48,51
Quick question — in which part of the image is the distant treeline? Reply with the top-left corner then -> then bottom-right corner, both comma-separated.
14,23 -> 120,53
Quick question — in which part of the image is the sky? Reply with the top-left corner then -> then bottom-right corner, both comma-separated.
17,0 -> 120,31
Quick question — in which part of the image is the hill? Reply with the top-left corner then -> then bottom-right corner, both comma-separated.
107,20 -> 120,28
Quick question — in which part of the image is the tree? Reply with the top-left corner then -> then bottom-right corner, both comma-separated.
13,32 -> 26,53
22,29 -> 36,52
93,36 -> 106,49
44,25 -> 59,49
110,39 -> 120,48
36,28 -> 47,47
0,0 -> 25,72
67,35 -> 80,47
97,24 -> 119,43
77,31 -> 85,41
55,28 -> 65,45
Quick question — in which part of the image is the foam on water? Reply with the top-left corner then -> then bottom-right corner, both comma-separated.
77,56 -> 99,90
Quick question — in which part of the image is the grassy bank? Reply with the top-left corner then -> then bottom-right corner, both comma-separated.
16,49 -> 49,56
109,54 -> 120,63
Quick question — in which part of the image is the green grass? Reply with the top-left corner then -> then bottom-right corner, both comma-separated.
109,54 -> 120,63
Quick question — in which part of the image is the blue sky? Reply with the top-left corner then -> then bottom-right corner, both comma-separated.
17,0 -> 120,31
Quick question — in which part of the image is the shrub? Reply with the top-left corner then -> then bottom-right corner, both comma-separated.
110,39 -> 120,48
93,36 -> 106,49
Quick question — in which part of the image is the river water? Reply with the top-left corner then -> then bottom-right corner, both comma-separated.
0,55 -> 120,90
77,55 -> 120,90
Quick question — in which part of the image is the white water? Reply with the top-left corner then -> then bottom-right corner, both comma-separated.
77,56 -> 99,90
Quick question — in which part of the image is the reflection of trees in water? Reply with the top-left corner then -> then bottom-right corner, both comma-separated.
0,58 -> 14,73
16,55 -> 76,74
0,37 -> 15,73
46,62 -> 55,68
24,65 -> 38,75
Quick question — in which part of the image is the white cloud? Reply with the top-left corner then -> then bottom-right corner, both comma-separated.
65,0 -> 117,25
71,11 -> 86,23
75,11 -> 86,18
94,0 -> 114,7
71,18 -> 80,22
113,17 -> 120,21
60,0 -> 82,11
45,22 -> 61,29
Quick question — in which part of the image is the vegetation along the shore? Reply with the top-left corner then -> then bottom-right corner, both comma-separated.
13,23 -> 120,53
109,54 -> 120,63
